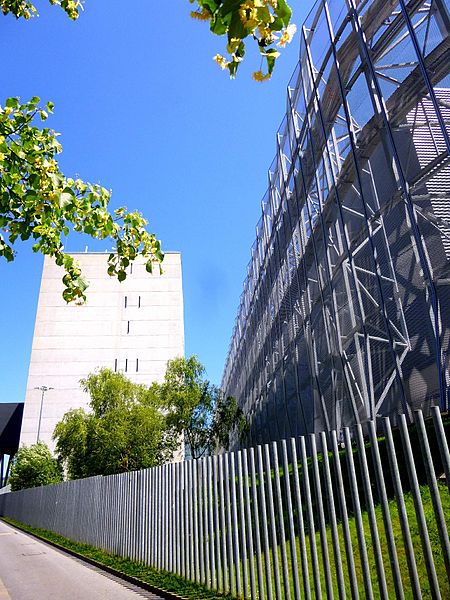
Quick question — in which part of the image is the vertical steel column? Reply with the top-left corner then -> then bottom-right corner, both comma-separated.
257,444 -> 273,600
414,409 -> 450,586
354,424 -> 388,599
398,414 -> 441,599
264,443 -> 282,600
249,447 -> 264,599
121,473 -> 127,558
168,463 -> 174,573
367,421 -> 404,600
382,417 -> 422,599
343,427 -> 373,599
157,466 -> 162,570
431,406 -> 450,492
237,451 -> 249,598
180,460 -> 186,579
224,453 -> 235,595
319,431 -> 346,600
184,460 -> 190,580
193,459 -> 200,583
242,448 -> 257,599
207,457 -> 216,590
198,459 -> 205,585
212,455 -> 222,591
202,458 -> 210,587
218,454 -> 229,594
290,437 -> 311,600
164,465 -> 169,571
281,440 -> 301,600
144,469 -> 150,566
272,441 -> 292,600
230,451 -> 242,597
310,433 -> 334,600
150,467 -> 156,567
175,461 -> 181,577
300,435 -> 321,598
188,459 -> 195,581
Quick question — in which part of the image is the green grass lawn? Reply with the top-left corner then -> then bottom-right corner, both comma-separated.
237,483 -> 450,599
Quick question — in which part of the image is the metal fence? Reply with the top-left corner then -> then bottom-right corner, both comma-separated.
1,407 -> 449,599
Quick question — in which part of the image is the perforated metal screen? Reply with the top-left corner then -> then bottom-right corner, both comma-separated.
222,0 -> 450,448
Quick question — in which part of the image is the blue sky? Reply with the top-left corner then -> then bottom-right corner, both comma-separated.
0,0 -> 308,403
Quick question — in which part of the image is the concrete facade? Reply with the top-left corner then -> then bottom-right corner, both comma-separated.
20,252 -> 184,451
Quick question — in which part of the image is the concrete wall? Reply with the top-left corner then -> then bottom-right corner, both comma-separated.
20,252 -> 184,451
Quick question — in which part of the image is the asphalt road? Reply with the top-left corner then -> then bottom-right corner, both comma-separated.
0,520 -> 163,600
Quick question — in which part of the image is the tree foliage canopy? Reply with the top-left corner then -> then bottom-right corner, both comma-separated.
53,369 -> 178,479
190,0 -> 295,80
0,97 -> 163,303
1,0 -> 83,20
161,356 -> 246,459
8,442 -> 63,491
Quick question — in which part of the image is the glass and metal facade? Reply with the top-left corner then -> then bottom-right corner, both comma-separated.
222,0 -> 450,448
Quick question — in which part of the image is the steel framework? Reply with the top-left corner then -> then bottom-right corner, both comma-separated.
222,0 -> 450,447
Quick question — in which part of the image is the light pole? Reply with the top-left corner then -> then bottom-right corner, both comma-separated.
34,386 -> 53,443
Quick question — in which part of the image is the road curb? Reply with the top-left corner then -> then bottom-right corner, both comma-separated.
0,518 -> 188,600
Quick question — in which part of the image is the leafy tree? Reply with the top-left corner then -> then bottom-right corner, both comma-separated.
190,0 -> 296,80
161,356 -> 246,459
0,97 -> 164,303
8,442 -> 63,491
1,0 -> 82,21
53,369 -> 178,479
1,3 -> 162,302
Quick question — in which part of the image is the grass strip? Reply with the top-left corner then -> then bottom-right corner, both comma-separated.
1,517 -> 236,600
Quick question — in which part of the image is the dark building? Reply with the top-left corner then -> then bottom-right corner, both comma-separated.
222,0 -> 450,448
0,403 -> 24,487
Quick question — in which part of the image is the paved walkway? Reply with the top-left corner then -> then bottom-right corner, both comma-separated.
0,520 -> 163,599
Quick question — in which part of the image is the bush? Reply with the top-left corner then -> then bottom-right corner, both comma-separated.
9,442 -> 63,491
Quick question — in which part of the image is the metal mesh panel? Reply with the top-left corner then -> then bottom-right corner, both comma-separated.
222,0 -> 450,448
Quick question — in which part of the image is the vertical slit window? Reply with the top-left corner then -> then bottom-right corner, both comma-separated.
125,359 -> 128,372
114,359 -> 118,372
124,296 -> 127,308
136,358 -> 139,372
130,263 -> 133,275
127,321 -> 130,334
138,295 -> 141,308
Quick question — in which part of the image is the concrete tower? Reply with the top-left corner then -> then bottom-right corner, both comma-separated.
20,252 -> 184,451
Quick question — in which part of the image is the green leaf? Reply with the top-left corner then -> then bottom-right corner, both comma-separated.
275,0 -> 292,27
5,97 -> 19,108
49,172 -> 63,188
228,8 -> 246,41
145,260 -> 153,274
210,14 -> 229,35
118,270 -> 126,282
59,192 -> 73,208
220,0 -> 243,17
201,0 -> 219,13
76,275 -> 89,292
